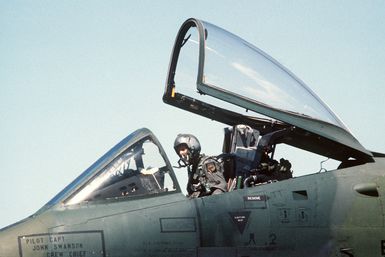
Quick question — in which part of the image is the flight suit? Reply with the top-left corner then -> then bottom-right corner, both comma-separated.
187,155 -> 227,198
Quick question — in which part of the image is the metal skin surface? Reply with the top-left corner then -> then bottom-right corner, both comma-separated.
1,18 -> 385,257
1,158 -> 385,257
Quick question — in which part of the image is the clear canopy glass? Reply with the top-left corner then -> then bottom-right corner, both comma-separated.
65,137 -> 176,205
165,18 -> 371,160
40,129 -> 178,210
201,21 -> 347,129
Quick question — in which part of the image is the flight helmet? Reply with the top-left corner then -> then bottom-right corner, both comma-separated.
174,134 -> 201,165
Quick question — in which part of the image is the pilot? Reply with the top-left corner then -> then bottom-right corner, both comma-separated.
174,134 -> 227,198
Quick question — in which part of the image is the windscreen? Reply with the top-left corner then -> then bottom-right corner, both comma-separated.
65,137 -> 176,205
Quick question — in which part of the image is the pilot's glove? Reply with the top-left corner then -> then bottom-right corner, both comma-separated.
259,162 -> 276,172
279,158 -> 292,172
191,182 -> 203,192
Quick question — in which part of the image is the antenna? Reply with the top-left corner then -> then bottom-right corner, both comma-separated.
318,158 -> 329,173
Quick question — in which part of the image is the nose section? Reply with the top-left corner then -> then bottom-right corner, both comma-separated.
0,224 -> 21,257
0,216 -> 47,257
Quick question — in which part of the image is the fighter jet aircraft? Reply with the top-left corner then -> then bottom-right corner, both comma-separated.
1,18 -> 384,257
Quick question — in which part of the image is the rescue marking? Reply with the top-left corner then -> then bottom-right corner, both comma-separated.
243,195 -> 267,209
229,211 -> 251,234
244,195 -> 266,201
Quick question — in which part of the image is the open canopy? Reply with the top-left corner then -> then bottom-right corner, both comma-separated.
164,18 -> 373,162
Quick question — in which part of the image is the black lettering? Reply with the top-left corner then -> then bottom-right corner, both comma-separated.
46,252 -> 64,257
50,236 -> 65,243
381,240 -> 385,255
33,245 -> 48,251
26,237 -> 44,245
69,251 -> 86,257
269,233 -> 277,245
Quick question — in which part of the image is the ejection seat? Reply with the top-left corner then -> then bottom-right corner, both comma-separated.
221,124 -> 293,190
221,125 -> 260,190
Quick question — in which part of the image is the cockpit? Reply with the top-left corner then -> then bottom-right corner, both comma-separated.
39,18 -> 376,210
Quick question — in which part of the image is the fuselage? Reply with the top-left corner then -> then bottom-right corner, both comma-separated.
1,157 -> 384,257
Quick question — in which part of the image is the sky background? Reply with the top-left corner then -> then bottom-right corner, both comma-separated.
1,1 -> 384,229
